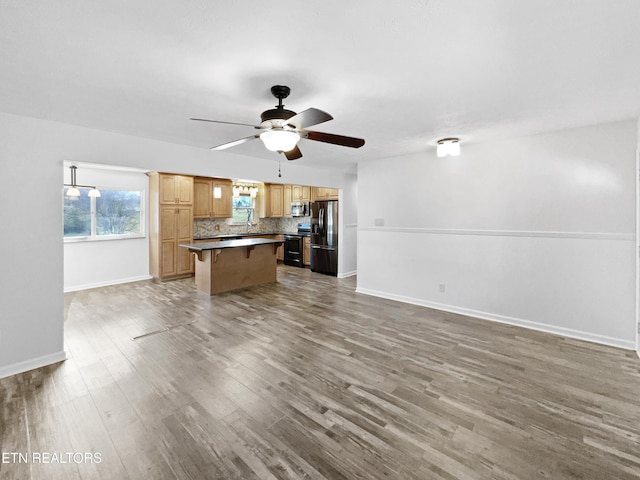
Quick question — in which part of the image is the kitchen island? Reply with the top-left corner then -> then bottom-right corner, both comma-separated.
180,238 -> 284,295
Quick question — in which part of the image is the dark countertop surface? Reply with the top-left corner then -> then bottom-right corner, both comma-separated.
180,237 -> 284,251
193,232 -> 282,240
193,231 -> 308,240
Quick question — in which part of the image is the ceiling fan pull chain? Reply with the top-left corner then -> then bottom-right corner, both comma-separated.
278,161 -> 282,178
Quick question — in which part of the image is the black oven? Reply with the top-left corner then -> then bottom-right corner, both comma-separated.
283,235 -> 304,267
283,224 -> 310,268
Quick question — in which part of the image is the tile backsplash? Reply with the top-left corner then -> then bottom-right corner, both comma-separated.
194,216 -> 311,239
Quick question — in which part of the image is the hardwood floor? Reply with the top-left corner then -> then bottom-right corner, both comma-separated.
2,266 -> 640,479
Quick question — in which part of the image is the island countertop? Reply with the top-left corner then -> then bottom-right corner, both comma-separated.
180,237 -> 283,251
180,237 -> 284,295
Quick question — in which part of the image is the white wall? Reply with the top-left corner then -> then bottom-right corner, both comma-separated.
0,110 -> 357,378
63,165 -> 151,292
338,176 -> 358,277
358,119 -> 637,349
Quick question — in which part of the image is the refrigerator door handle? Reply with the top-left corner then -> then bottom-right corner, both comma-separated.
311,245 -> 335,251
319,208 -> 324,231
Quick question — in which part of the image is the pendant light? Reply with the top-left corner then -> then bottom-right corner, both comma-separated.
64,165 -> 101,198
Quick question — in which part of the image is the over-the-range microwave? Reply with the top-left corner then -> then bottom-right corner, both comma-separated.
291,201 -> 310,217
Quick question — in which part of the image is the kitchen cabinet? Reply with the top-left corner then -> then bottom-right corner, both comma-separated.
303,236 -> 310,266
264,183 -> 308,217
194,177 -> 232,218
275,234 -> 284,261
159,173 -> 193,204
311,187 -> 338,201
292,185 -> 310,202
283,185 -> 292,217
265,183 -> 284,217
148,172 -> 194,280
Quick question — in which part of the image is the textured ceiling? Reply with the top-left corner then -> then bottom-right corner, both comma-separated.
1,0 -> 640,171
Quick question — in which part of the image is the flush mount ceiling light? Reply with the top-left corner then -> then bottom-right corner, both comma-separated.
436,138 -> 461,157
64,165 -> 101,198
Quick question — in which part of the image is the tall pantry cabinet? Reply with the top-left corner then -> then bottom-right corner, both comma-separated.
148,172 -> 194,280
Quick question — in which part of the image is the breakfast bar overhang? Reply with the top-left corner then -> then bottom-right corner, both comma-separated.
180,238 -> 284,295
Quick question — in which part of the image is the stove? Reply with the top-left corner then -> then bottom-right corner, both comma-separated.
283,224 -> 310,267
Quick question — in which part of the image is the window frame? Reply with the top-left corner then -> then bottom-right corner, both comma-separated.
63,186 -> 146,242
230,193 -> 255,226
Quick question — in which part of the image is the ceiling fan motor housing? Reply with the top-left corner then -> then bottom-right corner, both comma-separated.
260,107 -> 297,123
261,85 -> 297,123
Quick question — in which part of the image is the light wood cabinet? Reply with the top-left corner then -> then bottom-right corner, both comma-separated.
159,174 -> 193,204
148,172 -> 194,280
303,236 -> 310,266
275,234 -> 284,261
283,185 -> 292,217
265,184 -> 284,217
194,177 -> 232,218
265,183 -> 308,217
311,187 -> 339,201
292,185 -> 311,202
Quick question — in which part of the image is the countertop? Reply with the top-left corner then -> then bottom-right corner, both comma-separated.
193,232 -> 282,241
180,237 -> 284,251
194,231 -> 308,240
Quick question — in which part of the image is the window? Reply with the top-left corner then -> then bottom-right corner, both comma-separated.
231,194 -> 254,225
64,188 -> 144,240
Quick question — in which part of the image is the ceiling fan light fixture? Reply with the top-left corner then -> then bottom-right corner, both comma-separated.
436,138 -> 461,157
259,130 -> 300,153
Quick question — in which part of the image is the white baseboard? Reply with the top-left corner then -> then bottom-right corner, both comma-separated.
64,274 -> 153,293
338,270 -> 357,279
356,287 -> 635,351
0,351 -> 67,379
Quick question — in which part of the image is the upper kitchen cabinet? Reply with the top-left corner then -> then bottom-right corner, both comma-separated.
311,187 -> 338,201
283,185 -> 292,217
193,177 -> 232,218
292,185 -> 311,202
159,173 -> 193,204
264,183 -> 284,217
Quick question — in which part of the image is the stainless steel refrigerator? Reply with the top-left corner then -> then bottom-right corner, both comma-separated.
310,200 -> 338,276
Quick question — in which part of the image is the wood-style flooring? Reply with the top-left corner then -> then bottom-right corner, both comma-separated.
1,266 -> 640,479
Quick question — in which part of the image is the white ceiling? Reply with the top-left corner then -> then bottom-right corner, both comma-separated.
2,0 -> 640,171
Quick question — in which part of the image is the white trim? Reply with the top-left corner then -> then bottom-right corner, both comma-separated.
64,275 -> 152,293
356,287 -> 636,351
63,160 -> 148,173
0,351 -> 67,379
636,124 -> 640,359
358,226 -> 634,241
338,270 -> 357,279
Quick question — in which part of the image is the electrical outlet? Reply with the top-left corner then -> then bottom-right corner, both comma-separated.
439,283 -> 446,293
214,224 -> 220,231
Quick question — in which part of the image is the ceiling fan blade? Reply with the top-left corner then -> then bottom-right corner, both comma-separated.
191,118 -> 262,129
210,134 -> 260,150
303,130 -> 365,148
286,108 -> 333,129
284,145 -> 303,160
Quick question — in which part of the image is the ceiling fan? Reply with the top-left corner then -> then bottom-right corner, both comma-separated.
190,85 -> 365,160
